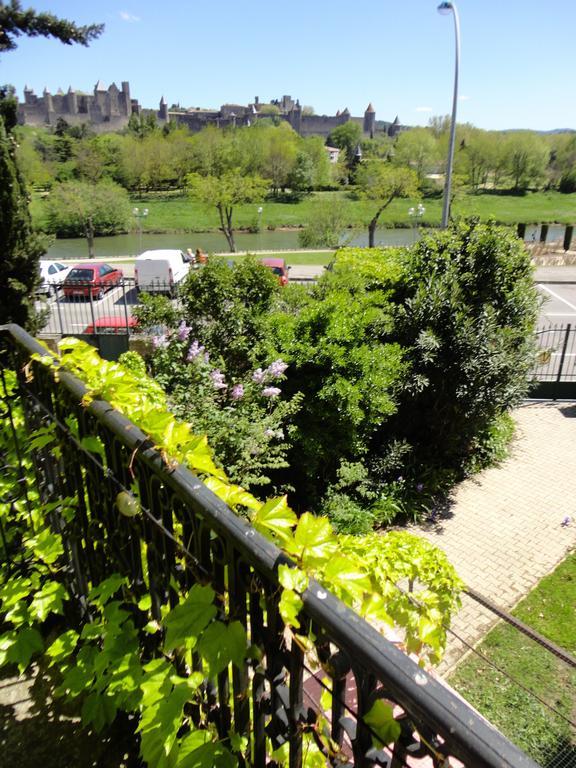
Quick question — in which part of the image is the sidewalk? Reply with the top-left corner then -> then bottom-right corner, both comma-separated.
409,401 -> 576,674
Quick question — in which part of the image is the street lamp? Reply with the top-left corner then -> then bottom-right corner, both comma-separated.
408,203 -> 426,242
437,0 -> 460,228
133,207 -> 148,254
257,206 -> 263,250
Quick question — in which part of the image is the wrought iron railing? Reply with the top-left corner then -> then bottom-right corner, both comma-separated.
529,324 -> 576,398
0,324 -> 538,767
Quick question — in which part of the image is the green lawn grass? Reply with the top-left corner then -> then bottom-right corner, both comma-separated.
448,553 -> 576,766
30,189 -> 576,234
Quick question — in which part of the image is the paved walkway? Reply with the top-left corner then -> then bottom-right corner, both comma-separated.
410,401 -> 576,674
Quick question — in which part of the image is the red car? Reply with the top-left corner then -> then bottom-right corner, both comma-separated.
261,258 -> 290,286
82,315 -> 138,334
63,262 -> 124,300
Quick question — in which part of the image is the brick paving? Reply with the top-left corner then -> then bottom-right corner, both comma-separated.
410,401 -> 576,675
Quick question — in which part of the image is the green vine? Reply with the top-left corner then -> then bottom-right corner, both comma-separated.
0,340 -> 463,766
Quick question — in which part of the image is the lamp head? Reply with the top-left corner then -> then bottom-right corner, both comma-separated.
437,1 -> 453,14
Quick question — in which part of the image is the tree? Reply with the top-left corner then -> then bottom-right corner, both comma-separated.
0,87 -> 45,327
355,162 -> 418,246
0,1 -> 103,51
298,198 -> 350,248
186,171 -> 268,252
504,132 -> 549,192
327,122 -> 363,167
393,128 -> 438,182
46,180 -> 131,258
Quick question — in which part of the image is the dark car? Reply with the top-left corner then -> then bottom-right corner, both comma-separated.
63,262 -> 124,300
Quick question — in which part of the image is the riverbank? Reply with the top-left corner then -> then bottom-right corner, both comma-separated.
31,189 -> 576,236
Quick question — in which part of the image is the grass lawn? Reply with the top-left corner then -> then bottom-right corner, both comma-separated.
448,553 -> 576,766
30,190 -> 576,234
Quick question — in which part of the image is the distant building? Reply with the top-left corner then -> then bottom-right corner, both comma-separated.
17,83 -> 407,139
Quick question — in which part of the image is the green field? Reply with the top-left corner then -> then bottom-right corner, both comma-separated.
448,554 -> 576,765
30,189 -> 576,235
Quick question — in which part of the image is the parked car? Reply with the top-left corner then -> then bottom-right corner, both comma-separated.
38,260 -> 71,295
63,262 -> 124,300
261,257 -> 290,286
82,315 -> 138,334
134,249 -> 190,295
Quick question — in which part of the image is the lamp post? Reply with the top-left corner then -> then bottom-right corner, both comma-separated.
257,206 -> 263,250
437,1 -> 460,228
408,203 -> 426,242
133,207 -> 148,254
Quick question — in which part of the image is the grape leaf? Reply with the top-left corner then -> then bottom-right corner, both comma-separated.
163,584 -> 217,652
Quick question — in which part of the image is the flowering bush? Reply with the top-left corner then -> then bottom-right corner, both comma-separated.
143,331 -> 302,491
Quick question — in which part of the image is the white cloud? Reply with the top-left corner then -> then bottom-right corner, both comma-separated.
415,106 -> 433,113
119,11 -> 140,22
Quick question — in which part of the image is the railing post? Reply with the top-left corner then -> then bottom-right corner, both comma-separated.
556,324 -> 571,383
54,285 -> 65,336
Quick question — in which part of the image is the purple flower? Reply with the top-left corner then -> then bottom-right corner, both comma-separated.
252,368 -> 266,384
210,369 -> 227,390
153,334 -> 168,349
416,483 -> 424,492
561,516 -> 571,527
231,383 -> 244,400
266,359 -> 288,378
262,386 -> 281,398
178,321 -> 192,341
187,340 -> 205,361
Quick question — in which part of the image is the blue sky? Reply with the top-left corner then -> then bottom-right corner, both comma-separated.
2,0 -> 575,132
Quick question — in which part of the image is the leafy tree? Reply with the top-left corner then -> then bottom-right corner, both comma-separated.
393,128 -> 438,182
45,180 -> 131,257
327,121 -> 363,167
0,87 -> 45,327
0,0 -> 103,51
355,161 -> 419,246
186,171 -> 268,252
298,198 -> 350,248
260,122 -> 298,194
504,132 -> 549,192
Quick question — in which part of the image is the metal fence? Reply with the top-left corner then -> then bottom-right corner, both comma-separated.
529,325 -> 576,399
0,323 -> 538,768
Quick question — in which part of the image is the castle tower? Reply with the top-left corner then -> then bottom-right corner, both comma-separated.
159,95 -> 168,121
120,81 -> 131,115
107,82 -> 120,116
289,98 -> 302,135
364,103 -> 376,138
43,87 -> 54,123
23,85 -> 34,105
66,85 -> 78,115
388,115 -> 401,137
340,107 -> 350,125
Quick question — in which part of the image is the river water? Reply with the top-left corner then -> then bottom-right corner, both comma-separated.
45,224 -> 567,261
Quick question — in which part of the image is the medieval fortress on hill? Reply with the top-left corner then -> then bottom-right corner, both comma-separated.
17,80 -> 405,139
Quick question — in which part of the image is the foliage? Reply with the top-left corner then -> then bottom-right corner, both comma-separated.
354,161 -> 419,246
0,0 -> 103,51
298,197 -> 351,248
327,121 -> 363,167
0,340 -> 464,765
131,291 -> 180,331
186,170 -> 268,251
0,86 -> 46,328
177,255 -> 280,372
45,179 -> 132,239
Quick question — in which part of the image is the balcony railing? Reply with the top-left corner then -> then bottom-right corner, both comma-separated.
0,324 -> 539,768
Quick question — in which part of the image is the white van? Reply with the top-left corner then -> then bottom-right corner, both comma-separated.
134,249 -> 190,294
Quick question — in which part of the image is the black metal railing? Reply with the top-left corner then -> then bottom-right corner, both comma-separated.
529,324 -> 576,398
0,324 -> 538,768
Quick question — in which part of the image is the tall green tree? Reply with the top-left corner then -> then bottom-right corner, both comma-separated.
186,171 -> 268,252
355,162 -> 418,246
0,87 -> 45,327
393,128 -> 438,182
504,132 -> 549,192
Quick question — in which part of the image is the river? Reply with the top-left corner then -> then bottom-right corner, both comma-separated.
45,224 -> 566,261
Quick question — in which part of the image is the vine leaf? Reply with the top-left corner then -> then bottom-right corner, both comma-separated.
88,574 -> 128,609
24,529 -> 64,565
3,627 -> 44,672
196,620 -> 247,678
286,512 -> 338,564
45,629 -> 79,666
252,495 -> 297,542
364,699 -> 402,747
82,690 -> 118,733
30,580 -> 66,622
278,588 -> 303,629
177,740 -> 236,768
163,584 -> 217,652
203,476 -> 260,511
138,681 -> 192,768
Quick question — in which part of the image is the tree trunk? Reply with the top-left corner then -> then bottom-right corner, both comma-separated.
368,218 -> 377,248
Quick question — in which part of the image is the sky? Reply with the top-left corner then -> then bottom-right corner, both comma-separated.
1,0 -> 575,132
